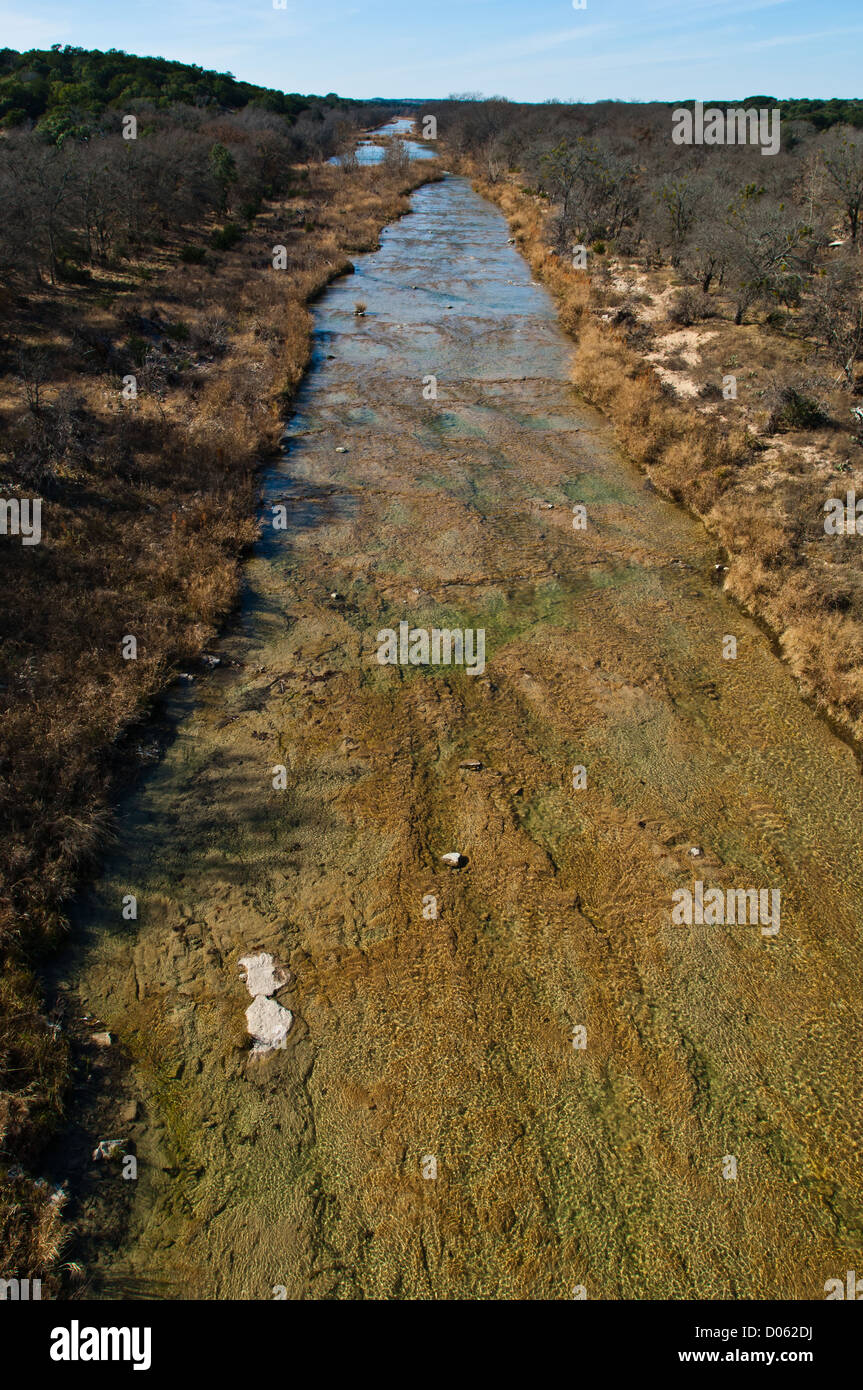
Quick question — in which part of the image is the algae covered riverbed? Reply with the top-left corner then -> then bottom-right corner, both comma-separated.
58,174 -> 863,1299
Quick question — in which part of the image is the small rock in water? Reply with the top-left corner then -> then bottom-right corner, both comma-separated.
441,851 -> 465,868
246,996 -> 293,1055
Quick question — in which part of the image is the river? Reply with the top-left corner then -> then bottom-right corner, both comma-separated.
57,173 -> 863,1300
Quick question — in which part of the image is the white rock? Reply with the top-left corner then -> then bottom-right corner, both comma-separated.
238,952 -> 289,999
441,851 -> 464,867
92,1139 -> 125,1161
246,996 -> 293,1055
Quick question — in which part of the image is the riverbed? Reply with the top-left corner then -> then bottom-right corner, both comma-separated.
59,173 -> 863,1300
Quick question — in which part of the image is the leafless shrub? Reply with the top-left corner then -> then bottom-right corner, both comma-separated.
668,287 -> 716,326
191,311 -> 230,358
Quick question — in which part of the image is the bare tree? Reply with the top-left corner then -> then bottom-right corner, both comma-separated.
724,186 -> 813,324
803,254 -> 863,385
823,127 -> 863,243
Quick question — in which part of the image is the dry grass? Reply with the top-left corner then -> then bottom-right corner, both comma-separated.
0,156 -> 439,1290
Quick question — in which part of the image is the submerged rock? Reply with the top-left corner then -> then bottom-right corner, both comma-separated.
245,996 -> 293,1055
239,951 -> 292,1055
239,952 -> 289,999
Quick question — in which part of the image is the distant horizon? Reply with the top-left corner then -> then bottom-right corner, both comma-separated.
2,48 -> 860,108
1,0 -> 860,104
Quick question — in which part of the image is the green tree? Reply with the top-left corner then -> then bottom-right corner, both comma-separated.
209,141 -> 237,214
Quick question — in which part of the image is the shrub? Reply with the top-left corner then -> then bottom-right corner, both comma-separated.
191,311 -> 230,357
179,245 -> 207,265
210,222 -> 244,251
56,259 -> 92,285
609,301 -> 638,326
126,333 -> 149,366
668,287 -> 715,326
766,378 -> 830,432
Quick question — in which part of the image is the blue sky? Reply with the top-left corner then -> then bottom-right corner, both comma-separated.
2,0 -> 860,101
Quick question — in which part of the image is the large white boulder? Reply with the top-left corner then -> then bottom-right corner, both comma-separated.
245,996 -> 293,1055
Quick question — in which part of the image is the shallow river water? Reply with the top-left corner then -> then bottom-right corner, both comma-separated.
329,116 -> 436,165
61,174 -> 863,1300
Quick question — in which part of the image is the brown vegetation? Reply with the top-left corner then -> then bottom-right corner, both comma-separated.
0,141 -> 437,1288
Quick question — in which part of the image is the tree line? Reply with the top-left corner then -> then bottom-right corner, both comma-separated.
0,44 -> 358,137
0,70 -> 393,291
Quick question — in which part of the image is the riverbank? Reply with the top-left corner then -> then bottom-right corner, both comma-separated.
466,167 -> 863,753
